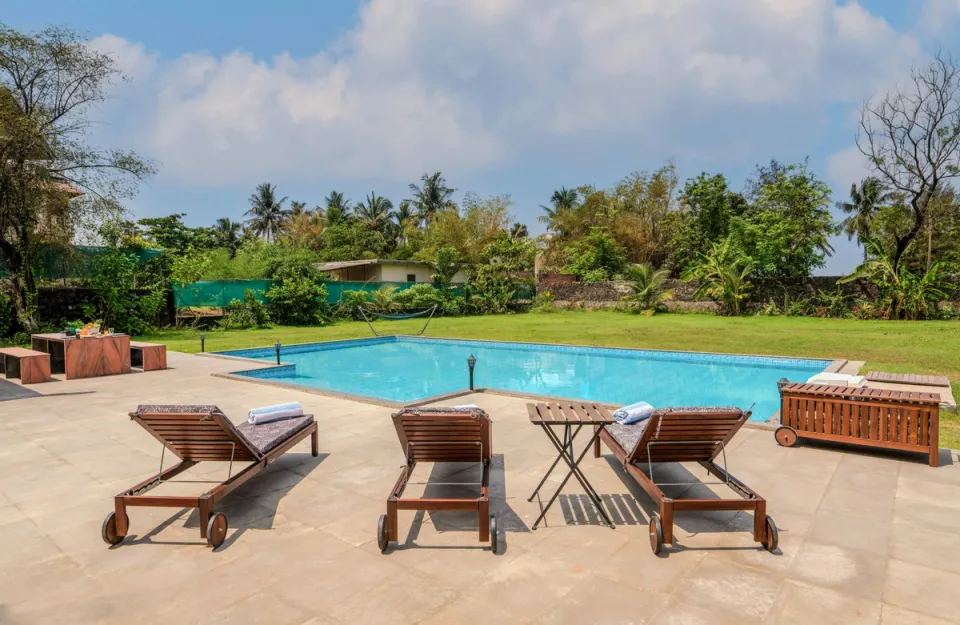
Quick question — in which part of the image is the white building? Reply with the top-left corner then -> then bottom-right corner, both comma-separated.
315,259 -> 469,283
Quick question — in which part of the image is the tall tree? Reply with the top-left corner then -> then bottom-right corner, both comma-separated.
324,190 -> 351,227
836,177 -> 888,262
537,186 -> 583,240
288,200 -> 308,218
408,171 -> 456,224
214,217 -> 242,256
858,51 -> 960,271
0,24 -> 154,327
245,182 -> 289,242
355,192 -> 394,232
510,222 -> 528,239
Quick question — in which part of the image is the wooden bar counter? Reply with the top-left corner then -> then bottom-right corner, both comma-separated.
31,333 -> 131,380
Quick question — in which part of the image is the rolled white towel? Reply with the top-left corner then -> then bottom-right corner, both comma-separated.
247,402 -> 304,424
806,373 -> 866,387
612,401 -> 654,425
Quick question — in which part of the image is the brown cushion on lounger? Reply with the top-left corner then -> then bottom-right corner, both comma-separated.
136,404 -> 221,414
604,420 -> 651,457
236,415 -> 315,454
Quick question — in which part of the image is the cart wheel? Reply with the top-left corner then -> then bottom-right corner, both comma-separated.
774,426 -> 798,448
490,515 -> 498,555
761,515 -> 779,552
649,517 -> 663,555
207,512 -> 228,550
101,511 -> 128,546
377,514 -> 390,553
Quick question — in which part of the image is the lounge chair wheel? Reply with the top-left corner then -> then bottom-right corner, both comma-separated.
377,514 -> 389,553
774,426 -> 798,448
207,512 -> 228,549
101,511 -> 128,546
649,517 -> 663,555
761,515 -> 778,552
490,515 -> 498,554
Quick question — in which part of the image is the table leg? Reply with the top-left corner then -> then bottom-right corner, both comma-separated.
532,425 -> 614,530
528,423 -> 581,502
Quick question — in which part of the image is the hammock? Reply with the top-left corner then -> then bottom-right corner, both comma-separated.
358,304 -> 437,337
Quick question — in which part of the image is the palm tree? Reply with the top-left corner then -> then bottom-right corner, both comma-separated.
683,239 -> 755,316
289,201 -> 308,218
356,192 -> 394,232
538,187 -> 581,235
836,177 -> 888,262
510,222 -> 529,239
408,172 -> 456,224
245,183 -> 289,242
324,190 -> 352,227
624,263 -> 671,310
213,218 -> 242,256
285,210 -> 324,249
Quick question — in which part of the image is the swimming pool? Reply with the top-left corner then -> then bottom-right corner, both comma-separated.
218,336 -> 831,420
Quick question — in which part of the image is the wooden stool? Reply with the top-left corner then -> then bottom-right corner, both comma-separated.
130,342 -> 167,371
0,348 -> 52,384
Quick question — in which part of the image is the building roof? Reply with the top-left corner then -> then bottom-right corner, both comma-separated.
314,259 -> 433,271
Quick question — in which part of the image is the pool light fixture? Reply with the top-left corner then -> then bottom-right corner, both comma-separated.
467,354 -> 477,390
275,340 -> 281,365
200,332 -> 206,353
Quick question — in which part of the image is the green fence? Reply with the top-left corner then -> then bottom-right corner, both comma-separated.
0,245 -> 164,280
173,279 -> 534,308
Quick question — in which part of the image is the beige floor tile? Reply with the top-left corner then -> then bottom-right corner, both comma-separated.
880,604 -> 958,625
818,485 -> 896,517
329,569 -> 458,625
883,559 -> 960,622
649,597 -> 762,625
788,541 -> 888,601
896,477 -> 960,510
673,557 -> 783,621
766,580 -> 882,624
892,498 -> 960,535
808,511 -> 892,556
420,596 -> 528,625
535,574 -> 667,624
889,518 -> 960,576
206,590 -> 309,625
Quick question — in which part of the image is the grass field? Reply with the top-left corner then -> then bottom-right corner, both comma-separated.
142,311 -> 960,448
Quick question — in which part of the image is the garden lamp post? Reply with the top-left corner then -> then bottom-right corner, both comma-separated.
467,354 -> 477,391
275,340 -> 281,365
200,332 -> 206,353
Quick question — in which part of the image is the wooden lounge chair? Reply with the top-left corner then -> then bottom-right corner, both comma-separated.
378,407 -> 497,554
102,404 -> 318,549
595,406 -> 777,555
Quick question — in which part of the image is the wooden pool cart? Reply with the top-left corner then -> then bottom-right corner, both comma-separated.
596,406 -> 777,555
103,405 -> 317,549
378,407 -> 497,554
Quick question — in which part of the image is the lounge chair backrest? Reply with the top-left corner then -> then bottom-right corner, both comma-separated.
392,407 -> 492,463
629,406 -> 749,464
131,405 -> 262,463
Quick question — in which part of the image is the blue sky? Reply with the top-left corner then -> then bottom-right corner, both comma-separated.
7,0 -> 960,274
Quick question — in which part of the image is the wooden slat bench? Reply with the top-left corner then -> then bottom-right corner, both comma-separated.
130,341 -> 166,371
0,347 -> 51,384
777,382 -> 942,466
865,371 -> 951,388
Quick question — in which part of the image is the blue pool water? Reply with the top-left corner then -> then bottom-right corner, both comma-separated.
219,337 -> 830,420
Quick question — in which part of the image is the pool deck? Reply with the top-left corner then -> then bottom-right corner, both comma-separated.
1,351 -> 959,624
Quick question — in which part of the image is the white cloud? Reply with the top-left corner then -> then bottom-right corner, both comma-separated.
826,145 -> 873,195
93,0 -> 927,187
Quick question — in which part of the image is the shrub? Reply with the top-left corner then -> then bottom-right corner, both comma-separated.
263,252 -> 332,325
623,263 -> 672,312
220,290 -> 271,329
84,249 -> 165,335
683,238 -> 755,316
335,289 -> 370,320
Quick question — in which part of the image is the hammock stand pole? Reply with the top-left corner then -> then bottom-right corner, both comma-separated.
358,304 -> 437,337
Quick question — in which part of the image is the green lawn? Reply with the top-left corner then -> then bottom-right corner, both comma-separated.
142,311 -> 960,448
